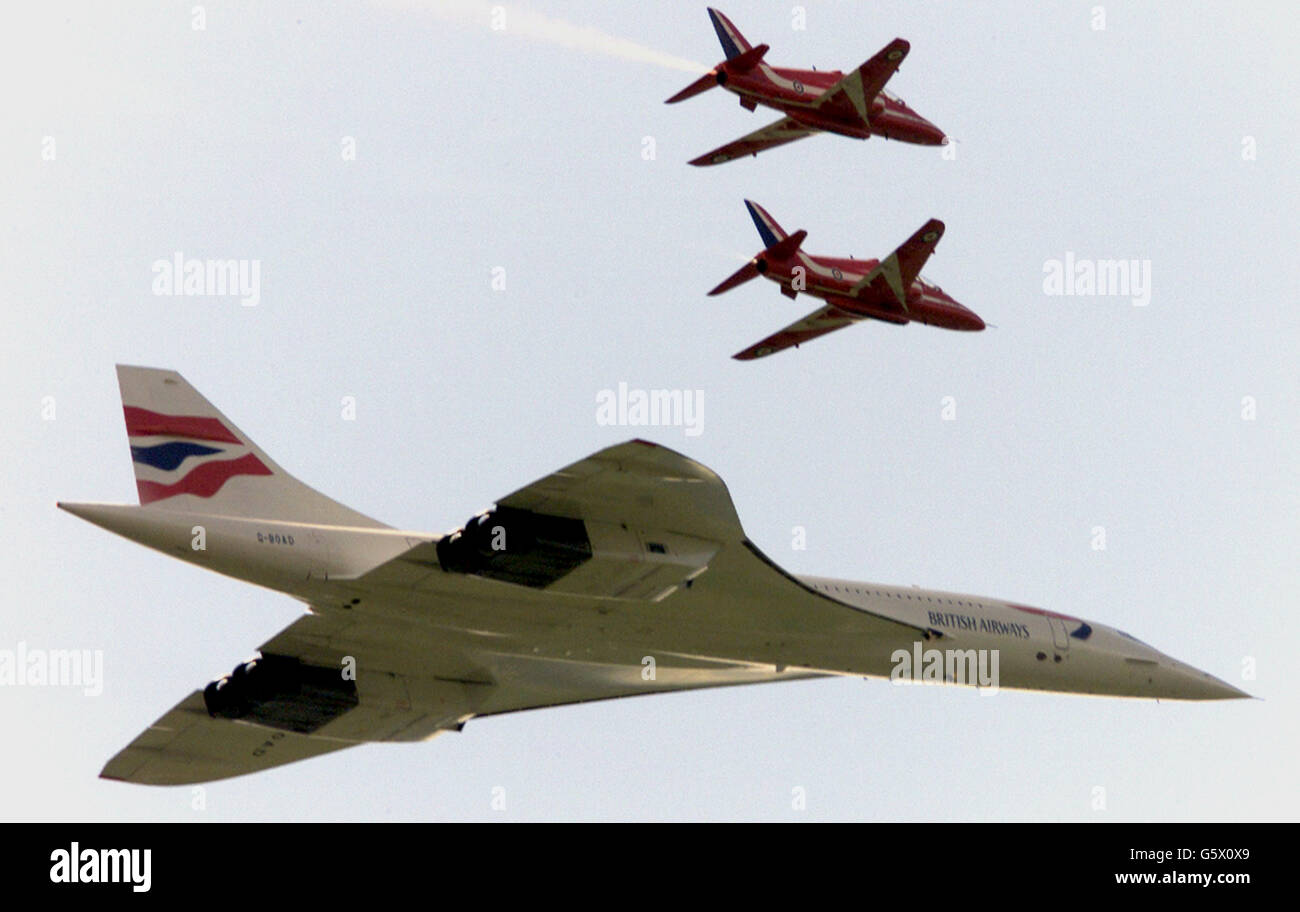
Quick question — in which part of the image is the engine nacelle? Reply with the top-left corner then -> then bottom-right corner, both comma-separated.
436,505 -> 591,589
436,505 -> 720,601
203,654 -> 358,733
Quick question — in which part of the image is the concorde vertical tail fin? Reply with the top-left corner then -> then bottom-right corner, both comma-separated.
115,365 -> 387,527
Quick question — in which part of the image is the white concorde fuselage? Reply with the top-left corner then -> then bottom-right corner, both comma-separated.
58,503 -> 1247,702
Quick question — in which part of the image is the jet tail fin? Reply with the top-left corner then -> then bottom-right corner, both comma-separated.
666,71 -> 719,104
115,365 -> 386,527
668,13 -> 766,104
763,229 -> 807,261
724,43 -> 768,73
709,229 -> 806,296
745,199 -> 789,247
709,261 -> 762,296
707,8 -> 753,60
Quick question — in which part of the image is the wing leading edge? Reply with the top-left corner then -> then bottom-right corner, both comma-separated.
813,38 -> 910,125
732,302 -> 864,360
101,441 -> 930,784
689,116 -> 821,166
850,218 -> 944,307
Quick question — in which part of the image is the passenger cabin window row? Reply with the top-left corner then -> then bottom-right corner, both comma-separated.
810,581 -> 990,611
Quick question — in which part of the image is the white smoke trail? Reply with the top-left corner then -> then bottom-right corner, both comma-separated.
379,0 -> 710,73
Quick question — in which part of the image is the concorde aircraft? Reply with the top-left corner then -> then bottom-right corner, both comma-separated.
667,8 -> 947,165
59,367 -> 1248,784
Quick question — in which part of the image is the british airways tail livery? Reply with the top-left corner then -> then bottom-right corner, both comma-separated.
59,367 -> 1248,785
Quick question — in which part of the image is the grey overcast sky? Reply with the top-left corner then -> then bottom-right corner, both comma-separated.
2,0 -> 1296,820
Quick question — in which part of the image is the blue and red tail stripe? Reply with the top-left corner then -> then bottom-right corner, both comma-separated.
123,406 -> 242,444
746,201 -> 782,248
124,406 -> 270,503
131,441 -> 223,471
708,8 -> 750,60
136,452 -> 272,505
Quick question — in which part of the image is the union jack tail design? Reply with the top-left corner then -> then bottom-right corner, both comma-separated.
115,365 -> 385,527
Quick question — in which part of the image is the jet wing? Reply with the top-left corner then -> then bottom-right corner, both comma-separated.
732,302 -> 863,360
98,587 -> 828,786
495,439 -> 741,538
813,38 -> 910,125
849,219 -> 945,308
102,441 -> 931,784
689,116 -> 821,166
98,610 -> 486,785
99,691 -> 355,785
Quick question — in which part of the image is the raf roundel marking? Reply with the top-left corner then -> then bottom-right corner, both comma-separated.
832,267 -> 843,280
922,231 -> 939,243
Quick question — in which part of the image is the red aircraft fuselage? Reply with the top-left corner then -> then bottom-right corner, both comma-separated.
757,247 -> 983,331
718,63 -> 946,146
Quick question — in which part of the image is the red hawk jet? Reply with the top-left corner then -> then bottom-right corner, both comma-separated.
713,201 -> 985,360
667,8 -> 948,165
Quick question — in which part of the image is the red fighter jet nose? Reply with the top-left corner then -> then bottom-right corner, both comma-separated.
961,310 -> 986,331
895,104 -> 947,146
917,121 -> 947,146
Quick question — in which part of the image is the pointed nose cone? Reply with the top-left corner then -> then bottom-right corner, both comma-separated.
940,297 -> 984,331
1134,651 -> 1253,701
1170,664 -> 1252,701
917,121 -> 947,146
900,107 -> 947,146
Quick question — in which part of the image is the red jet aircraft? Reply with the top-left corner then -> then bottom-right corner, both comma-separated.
667,8 -> 948,165
713,201 -> 984,360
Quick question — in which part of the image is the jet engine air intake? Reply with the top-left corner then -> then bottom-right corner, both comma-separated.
436,505 -> 593,589
202,654 -> 358,734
